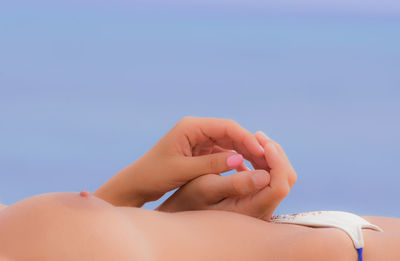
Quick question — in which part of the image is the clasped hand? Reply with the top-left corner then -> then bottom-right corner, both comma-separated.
94,117 -> 297,221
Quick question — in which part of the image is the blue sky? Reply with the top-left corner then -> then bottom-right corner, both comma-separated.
3,0 -> 400,15
1,1 -> 399,217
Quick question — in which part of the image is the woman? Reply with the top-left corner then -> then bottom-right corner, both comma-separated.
0,117 -> 399,261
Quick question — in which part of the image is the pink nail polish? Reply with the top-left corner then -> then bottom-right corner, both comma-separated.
226,154 -> 243,169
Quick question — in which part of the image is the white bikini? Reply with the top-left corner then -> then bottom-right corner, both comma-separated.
270,211 -> 383,261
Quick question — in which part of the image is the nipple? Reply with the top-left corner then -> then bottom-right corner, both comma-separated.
79,191 -> 91,198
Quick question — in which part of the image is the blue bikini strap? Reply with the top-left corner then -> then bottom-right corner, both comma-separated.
357,248 -> 363,261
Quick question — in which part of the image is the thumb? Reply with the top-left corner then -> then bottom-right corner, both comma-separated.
209,170 -> 271,200
186,152 -> 244,177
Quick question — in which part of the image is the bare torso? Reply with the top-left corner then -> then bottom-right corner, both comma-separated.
0,193 -> 399,261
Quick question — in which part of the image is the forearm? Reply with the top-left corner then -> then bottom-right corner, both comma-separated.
94,147 -> 176,208
93,162 -> 148,207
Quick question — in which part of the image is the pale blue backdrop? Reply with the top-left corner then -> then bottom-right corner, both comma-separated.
1,1 -> 399,217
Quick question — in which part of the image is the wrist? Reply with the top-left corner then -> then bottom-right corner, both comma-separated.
94,162 -> 149,207
93,185 -> 146,207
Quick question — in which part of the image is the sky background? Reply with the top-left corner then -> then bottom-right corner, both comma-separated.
1,1 -> 399,217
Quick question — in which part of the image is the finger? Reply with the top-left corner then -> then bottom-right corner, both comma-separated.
180,117 -> 265,158
236,162 -> 250,172
263,140 -> 287,175
211,146 -> 250,171
192,139 -> 215,156
218,142 -> 252,171
234,141 -> 266,169
211,145 -> 230,153
179,117 -> 267,173
193,144 -> 232,157
247,150 -> 270,171
255,131 -> 289,164
257,141 -> 291,203
255,131 -> 297,187
207,170 -> 270,200
254,131 -> 270,150
183,152 -> 244,177
248,132 -> 292,215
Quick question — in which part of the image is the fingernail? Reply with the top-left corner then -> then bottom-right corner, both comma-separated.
257,144 -> 265,154
259,131 -> 271,141
252,171 -> 269,190
226,154 -> 243,169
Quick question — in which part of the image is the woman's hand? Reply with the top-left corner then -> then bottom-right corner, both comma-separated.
156,170 -> 271,212
157,132 -> 297,221
94,117 -> 267,207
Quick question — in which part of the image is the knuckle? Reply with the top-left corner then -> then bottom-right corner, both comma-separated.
231,174 -> 247,195
272,184 -> 290,198
290,170 -> 298,186
179,116 -> 194,125
274,142 -> 283,151
225,119 -> 237,127
231,175 -> 241,194
208,156 -> 222,173
232,174 -> 254,195
285,166 -> 297,186
230,119 -> 240,128
189,177 -> 209,197
195,183 -> 209,196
